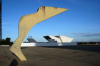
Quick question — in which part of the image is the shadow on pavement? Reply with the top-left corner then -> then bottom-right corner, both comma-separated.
9,59 -> 18,66
12,53 -> 19,60
41,45 -> 100,53
21,47 -> 28,49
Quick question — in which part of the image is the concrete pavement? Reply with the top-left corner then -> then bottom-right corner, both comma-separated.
0,45 -> 100,66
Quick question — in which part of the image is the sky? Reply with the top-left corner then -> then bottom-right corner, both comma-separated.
2,0 -> 100,42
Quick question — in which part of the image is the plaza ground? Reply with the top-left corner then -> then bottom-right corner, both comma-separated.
0,45 -> 100,66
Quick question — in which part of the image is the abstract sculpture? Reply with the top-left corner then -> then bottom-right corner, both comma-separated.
10,6 -> 68,61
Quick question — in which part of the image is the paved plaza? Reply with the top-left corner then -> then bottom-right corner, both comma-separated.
0,45 -> 100,66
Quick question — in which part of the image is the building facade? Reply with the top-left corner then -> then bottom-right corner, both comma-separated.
0,0 -> 2,40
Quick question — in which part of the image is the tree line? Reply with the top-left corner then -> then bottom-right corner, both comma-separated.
0,37 -> 13,46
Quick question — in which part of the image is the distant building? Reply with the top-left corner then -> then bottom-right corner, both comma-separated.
0,0 -> 2,40
27,36 -> 37,43
25,36 -> 73,43
44,35 -> 73,43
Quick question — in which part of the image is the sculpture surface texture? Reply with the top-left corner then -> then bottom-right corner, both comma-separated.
10,6 -> 68,61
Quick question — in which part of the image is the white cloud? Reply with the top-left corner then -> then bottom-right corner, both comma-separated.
83,33 -> 100,37
72,32 -> 100,37
72,32 -> 85,35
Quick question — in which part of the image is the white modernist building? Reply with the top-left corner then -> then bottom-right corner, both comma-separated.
21,36 -> 76,47
44,35 -> 73,43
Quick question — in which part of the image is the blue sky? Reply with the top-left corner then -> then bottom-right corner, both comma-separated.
2,0 -> 100,42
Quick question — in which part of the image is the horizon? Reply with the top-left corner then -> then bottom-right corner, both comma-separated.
2,0 -> 100,42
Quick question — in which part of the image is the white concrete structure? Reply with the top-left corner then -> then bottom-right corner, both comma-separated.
21,42 -> 77,47
21,35 -> 75,47
59,36 -> 73,42
44,35 -> 73,43
49,36 -> 62,43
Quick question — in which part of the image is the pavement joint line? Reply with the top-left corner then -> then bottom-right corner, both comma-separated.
1,46 -> 10,61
